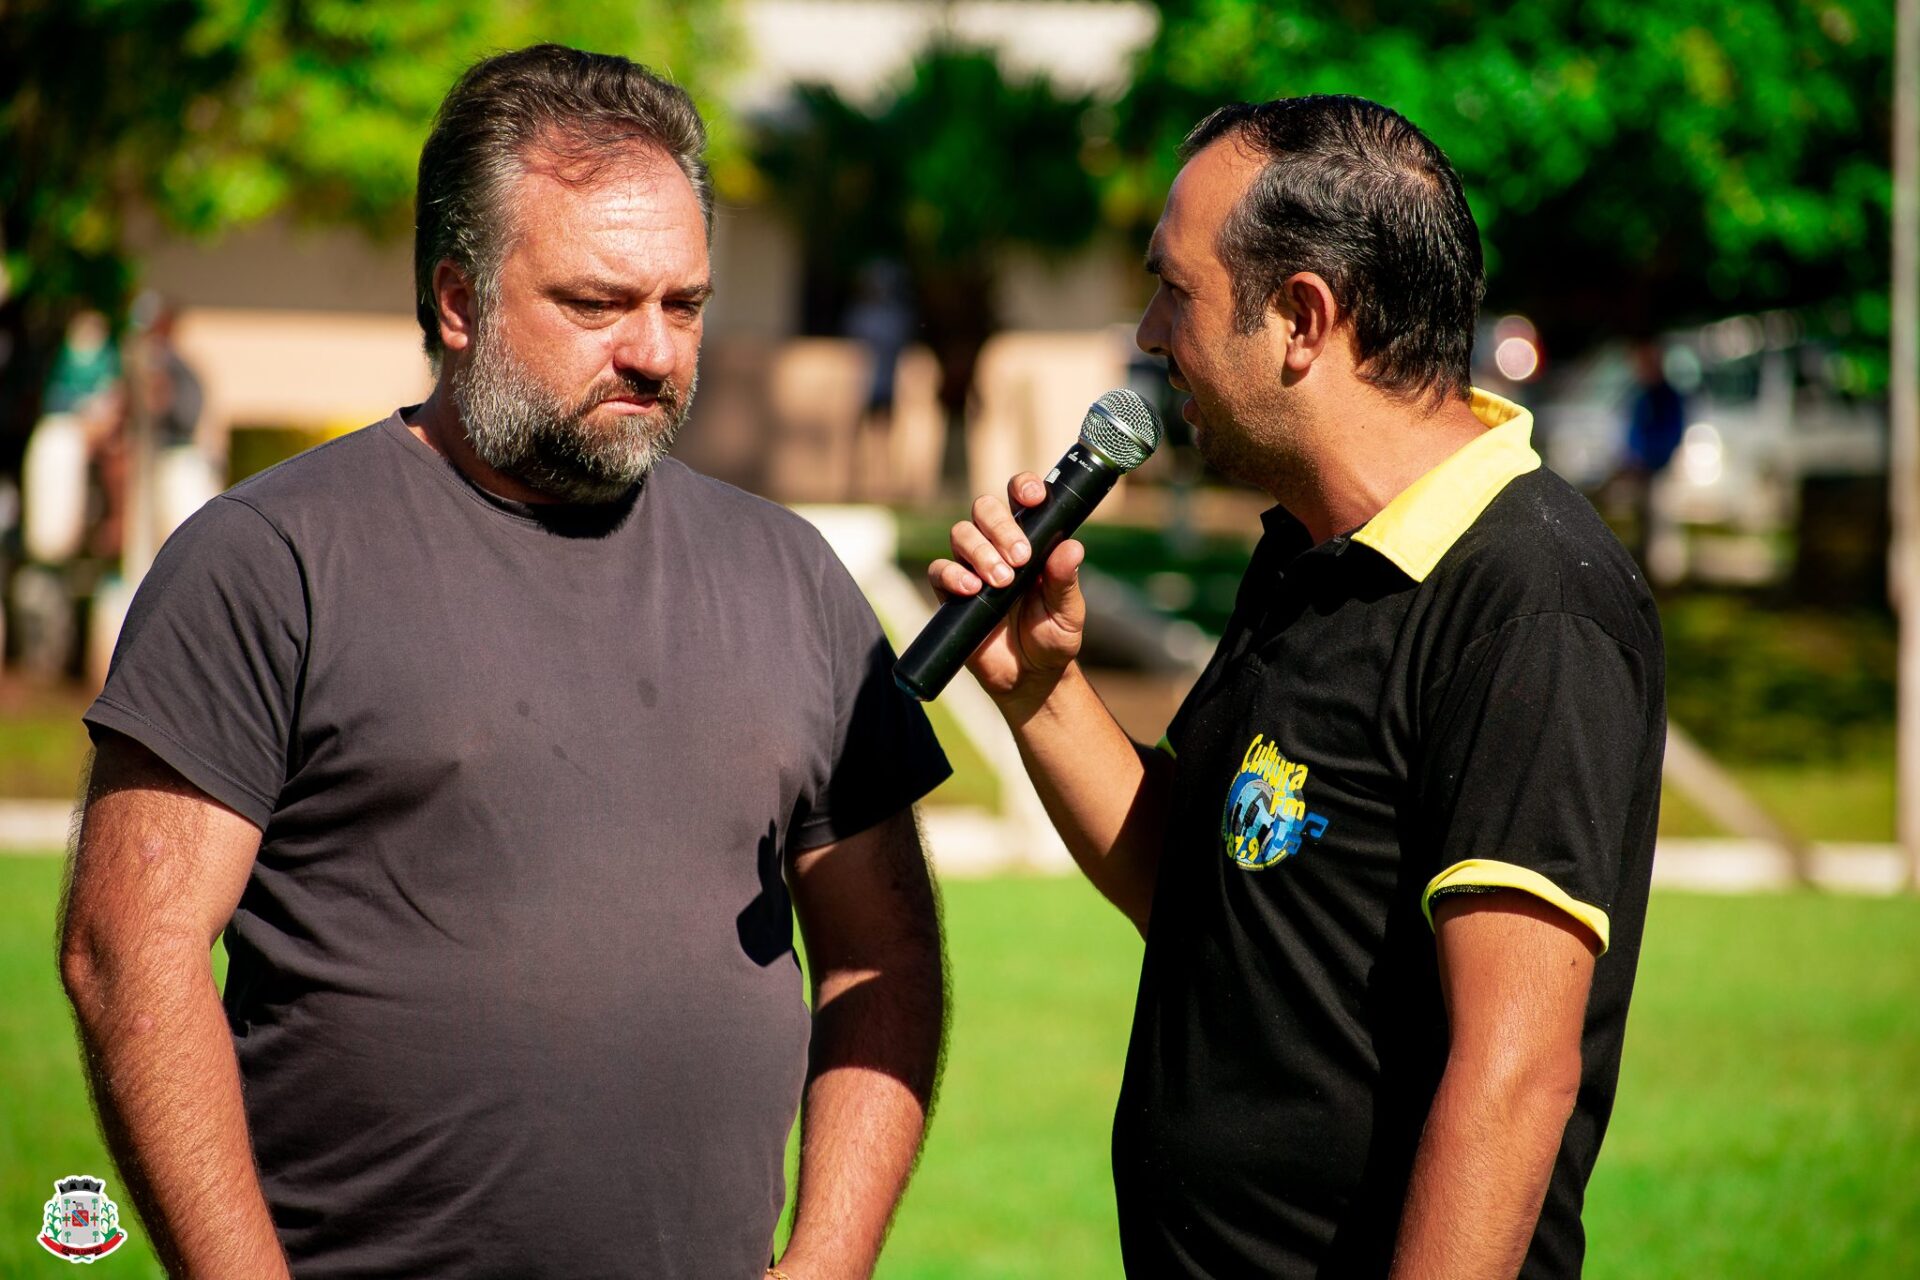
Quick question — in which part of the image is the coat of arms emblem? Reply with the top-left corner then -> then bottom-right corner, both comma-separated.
39,1176 -> 128,1263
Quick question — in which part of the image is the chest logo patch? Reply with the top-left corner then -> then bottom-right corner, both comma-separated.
1221,733 -> 1330,871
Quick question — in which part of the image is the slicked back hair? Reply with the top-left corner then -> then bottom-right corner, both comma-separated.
414,43 -> 711,362
1182,96 -> 1484,407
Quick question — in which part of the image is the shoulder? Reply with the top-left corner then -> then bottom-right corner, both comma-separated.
1427,467 -> 1660,656
651,458 -> 842,572
219,419 -> 403,535
651,461 -> 889,650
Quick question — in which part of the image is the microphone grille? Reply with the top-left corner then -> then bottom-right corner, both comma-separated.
1080,389 -> 1162,472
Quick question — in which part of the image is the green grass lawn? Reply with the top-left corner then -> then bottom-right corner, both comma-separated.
2,858 -> 1915,1277
1656,758 -> 1896,843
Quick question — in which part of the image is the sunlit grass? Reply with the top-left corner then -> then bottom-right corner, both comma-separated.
1657,758 -> 1894,842
5,857 -> 1914,1278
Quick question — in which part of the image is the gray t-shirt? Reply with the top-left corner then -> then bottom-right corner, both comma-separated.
85,412 -> 950,1278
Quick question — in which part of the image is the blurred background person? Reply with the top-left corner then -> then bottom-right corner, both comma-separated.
844,257 -> 914,500
1613,337 -> 1688,570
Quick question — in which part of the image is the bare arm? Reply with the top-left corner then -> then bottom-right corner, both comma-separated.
59,733 -> 288,1280
774,807 -> 945,1280
929,473 -> 1174,931
1391,892 -> 1597,1279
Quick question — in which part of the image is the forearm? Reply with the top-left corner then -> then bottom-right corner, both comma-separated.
1389,1055 -> 1578,1279
1002,662 -> 1170,931
63,939 -> 288,1280
778,948 -> 944,1280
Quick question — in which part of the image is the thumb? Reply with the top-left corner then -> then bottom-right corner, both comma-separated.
1036,539 -> 1087,633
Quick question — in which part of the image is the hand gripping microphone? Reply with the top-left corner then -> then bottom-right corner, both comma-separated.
894,388 -> 1162,701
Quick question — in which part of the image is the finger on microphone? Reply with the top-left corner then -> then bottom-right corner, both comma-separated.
928,557 -> 984,602
971,492 -> 1031,568
1006,471 -> 1048,511
949,520 -> 1014,587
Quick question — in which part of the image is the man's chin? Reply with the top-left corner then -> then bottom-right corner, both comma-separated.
548,434 -> 681,502
512,462 -> 650,505
1193,424 -> 1263,491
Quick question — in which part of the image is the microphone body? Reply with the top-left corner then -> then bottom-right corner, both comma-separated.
894,390 -> 1161,702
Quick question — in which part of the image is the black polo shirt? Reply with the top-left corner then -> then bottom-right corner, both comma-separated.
1113,392 -> 1664,1278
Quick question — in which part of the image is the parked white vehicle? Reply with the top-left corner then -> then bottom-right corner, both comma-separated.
1527,314 -> 1886,532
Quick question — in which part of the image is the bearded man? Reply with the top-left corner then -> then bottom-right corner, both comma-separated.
60,46 -> 949,1280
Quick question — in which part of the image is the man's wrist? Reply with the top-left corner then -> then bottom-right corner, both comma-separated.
994,660 -> 1082,730
769,1244 -> 855,1280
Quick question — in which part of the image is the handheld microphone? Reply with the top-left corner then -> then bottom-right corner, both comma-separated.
894,388 -> 1162,701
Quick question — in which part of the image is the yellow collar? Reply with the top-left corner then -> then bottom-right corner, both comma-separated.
1348,388 -> 1540,582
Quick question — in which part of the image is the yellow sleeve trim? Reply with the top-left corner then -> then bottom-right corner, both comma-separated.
1422,858 -> 1610,954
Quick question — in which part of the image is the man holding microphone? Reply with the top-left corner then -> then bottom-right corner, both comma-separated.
932,96 -> 1663,1278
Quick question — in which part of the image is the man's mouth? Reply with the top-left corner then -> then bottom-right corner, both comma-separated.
586,380 -> 671,416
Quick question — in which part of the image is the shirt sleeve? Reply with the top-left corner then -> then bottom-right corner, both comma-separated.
788,553 -> 952,850
84,496 -> 307,828
1414,610 -> 1655,954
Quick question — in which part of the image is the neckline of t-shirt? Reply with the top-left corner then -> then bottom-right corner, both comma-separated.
378,409 -> 651,533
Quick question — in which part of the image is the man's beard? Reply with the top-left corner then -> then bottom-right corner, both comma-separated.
1192,408 -> 1271,492
452,316 -> 696,504
1174,358 -> 1291,499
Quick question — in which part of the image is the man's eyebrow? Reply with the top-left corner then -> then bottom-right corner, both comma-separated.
1143,246 -> 1164,277
547,277 -> 715,302
547,276 -> 628,297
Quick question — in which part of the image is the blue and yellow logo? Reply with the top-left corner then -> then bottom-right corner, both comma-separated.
1221,733 -> 1330,870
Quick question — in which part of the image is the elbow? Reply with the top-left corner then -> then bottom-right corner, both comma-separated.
1452,1042 -> 1584,1130
58,912 -> 144,1027
1518,1051 -> 1583,1131
58,921 -> 109,1018
1527,1054 -> 1583,1128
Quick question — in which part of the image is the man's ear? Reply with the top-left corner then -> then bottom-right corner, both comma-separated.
433,259 -> 477,354
1271,271 -> 1341,376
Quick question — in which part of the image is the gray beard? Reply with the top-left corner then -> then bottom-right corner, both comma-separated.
452,317 -> 695,504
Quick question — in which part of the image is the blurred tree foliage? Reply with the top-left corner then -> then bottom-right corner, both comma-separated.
753,45 -> 1102,489
0,0 -> 738,479
1114,0 -> 1894,377
1662,595 -> 1894,764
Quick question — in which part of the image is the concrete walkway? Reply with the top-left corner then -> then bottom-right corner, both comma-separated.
919,808 -> 1910,893
0,801 -> 70,852
6,799 -> 1907,894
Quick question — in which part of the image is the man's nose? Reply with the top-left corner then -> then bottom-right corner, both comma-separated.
1136,285 -> 1170,356
611,307 -> 680,379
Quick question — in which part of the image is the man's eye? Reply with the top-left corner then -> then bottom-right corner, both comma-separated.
568,299 -> 613,315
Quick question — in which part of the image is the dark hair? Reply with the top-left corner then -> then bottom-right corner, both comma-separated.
1181,96 -> 1484,406
414,44 -> 712,360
